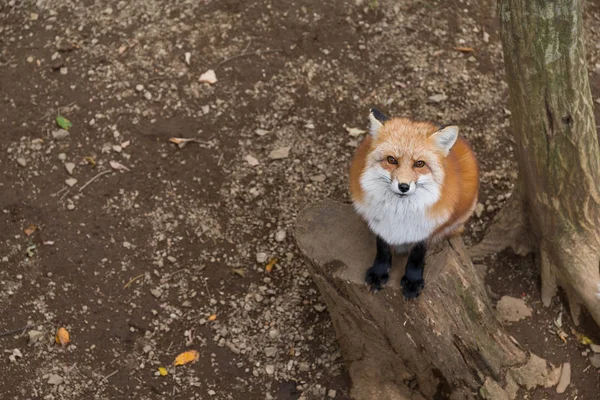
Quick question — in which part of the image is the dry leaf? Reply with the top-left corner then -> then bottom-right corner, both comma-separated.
158,367 -> 168,376
24,224 -> 37,236
265,257 -> 278,273
199,69 -> 217,84
84,156 -> 97,167
110,161 -> 130,171
572,328 -> 593,345
208,314 -> 217,321
232,268 -> 247,277
346,127 -> 366,137
454,46 -> 474,53
55,327 -> 70,346
174,350 -> 200,366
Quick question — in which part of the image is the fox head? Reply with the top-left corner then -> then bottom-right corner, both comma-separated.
360,108 -> 458,207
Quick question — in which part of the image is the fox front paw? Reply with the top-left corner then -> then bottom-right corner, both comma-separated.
365,264 -> 390,293
401,276 -> 424,299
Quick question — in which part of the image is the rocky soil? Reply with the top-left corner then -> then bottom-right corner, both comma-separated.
1,0 -> 600,399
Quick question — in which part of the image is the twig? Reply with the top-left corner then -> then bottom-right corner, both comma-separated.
51,186 -> 68,197
216,48 -> 284,69
59,189 -> 70,202
203,278 -> 212,300
161,268 -> 189,282
79,170 -> 111,192
0,324 -> 35,338
101,370 -> 118,381
123,273 -> 145,289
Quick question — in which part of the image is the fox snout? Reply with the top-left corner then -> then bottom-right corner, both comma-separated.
391,179 -> 416,195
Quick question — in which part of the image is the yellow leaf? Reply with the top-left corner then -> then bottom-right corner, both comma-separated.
265,257 -> 278,273
208,314 -> 217,321
55,327 -> 70,346
84,156 -> 97,167
158,367 -> 168,376
24,224 -> 37,236
572,329 -> 592,345
173,350 -> 199,366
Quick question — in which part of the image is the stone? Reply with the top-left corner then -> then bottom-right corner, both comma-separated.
151,288 -> 163,298
65,162 -> 75,175
48,374 -> 64,385
52,129 -> 70,140
16,158 -> 27,167
496,296 -> 532,322
268,147 -> 291,160
244,155 -> 259,166
556,363 -> 571,393
65,178 -> 77,187
275,230 -> 286,242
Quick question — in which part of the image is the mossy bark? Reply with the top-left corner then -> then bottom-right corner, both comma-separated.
497,0 -> 600,324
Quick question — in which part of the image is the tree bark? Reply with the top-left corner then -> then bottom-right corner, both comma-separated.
498,0 -> 600,325
294,200 -> 529,400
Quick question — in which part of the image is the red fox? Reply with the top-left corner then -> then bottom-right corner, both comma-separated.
349,108 -> 479,298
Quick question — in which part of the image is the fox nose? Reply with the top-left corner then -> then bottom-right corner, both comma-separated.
398,183 -> 410,193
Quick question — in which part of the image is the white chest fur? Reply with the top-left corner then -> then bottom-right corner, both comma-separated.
355,168 -> 447,246
354,198 -> 440,246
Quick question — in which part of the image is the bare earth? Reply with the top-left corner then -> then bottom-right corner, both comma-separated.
1,0 -> 600,399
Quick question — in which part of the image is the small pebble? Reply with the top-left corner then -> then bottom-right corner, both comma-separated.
58,153 -> 67,161
52,129 -> 70,141
268,329 -> 279,339
268,147 -> 291,160
151,288 -> 163,299
265,365 -> 275,375
275,230 -> 286,242
48,374 -> 64,385
135,84 -> 144,92
17,158 -> 27,167
65,162 -> 75,175
264,347 -> 277,358
144,91 -> 152,100
328,390 -> 337,398
65,178 -> 77,187
245,155 -> 259,167
256,253 -> 268,263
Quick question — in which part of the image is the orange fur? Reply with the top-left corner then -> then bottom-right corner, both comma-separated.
349,117 -> 479,240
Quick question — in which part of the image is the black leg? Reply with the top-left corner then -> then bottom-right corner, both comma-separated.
365,236 -> 392,293
401,241 -> 427,299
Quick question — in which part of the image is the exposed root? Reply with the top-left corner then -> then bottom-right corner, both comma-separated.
539,242 -> 557,307
469,191 -> 532,259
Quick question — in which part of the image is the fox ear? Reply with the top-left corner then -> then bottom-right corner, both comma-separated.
431,124 -> 458,156
368,108 -> 389,137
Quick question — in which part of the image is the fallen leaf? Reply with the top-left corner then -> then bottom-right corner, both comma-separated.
572,328 -> 593,345
110,161 -> 130,171
174,350 -> 199,366
26,244 -> 36,257
265,257 -> 278,273
346,127 -> 366,137
168,137 -> 205,149
24,224 -> 37,236
56,115 -> 72,130
55,327 -> 70,346
84,156 -> 96,167
158,367 -> 168,376
232,268 -> 247,277
199,69 -> 217,84
454,46 -> 474,53
208,314 -> 217,322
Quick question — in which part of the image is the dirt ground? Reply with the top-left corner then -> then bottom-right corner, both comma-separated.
1,0 -> 600,399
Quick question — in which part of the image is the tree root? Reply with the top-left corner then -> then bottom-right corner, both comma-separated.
469,191 -> 532,259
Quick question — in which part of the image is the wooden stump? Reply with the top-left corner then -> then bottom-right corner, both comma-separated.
294,200 -> 527,400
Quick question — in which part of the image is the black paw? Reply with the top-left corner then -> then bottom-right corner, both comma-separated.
365,264 -> 390,293
401,276 -> 424,299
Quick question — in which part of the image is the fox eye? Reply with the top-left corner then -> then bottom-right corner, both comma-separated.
414,160 -> 426,168
386,156 -> 398,165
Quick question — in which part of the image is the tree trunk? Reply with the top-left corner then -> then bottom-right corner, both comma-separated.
497,0 -> 600,325
294,200 -> 533,400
